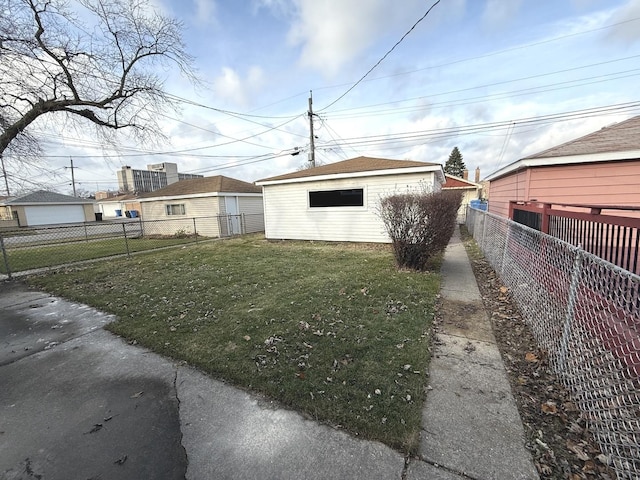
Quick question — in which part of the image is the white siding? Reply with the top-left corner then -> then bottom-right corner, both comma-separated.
99,201 -> 125,217
262,173 -> 439,243
238,196 -> 265,233
24,205 -> 85,226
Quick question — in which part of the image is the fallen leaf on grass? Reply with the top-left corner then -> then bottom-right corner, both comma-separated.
243,335 -> 251,341
567,439 -> 590,461
525,352 -> 539,362
541,401 -> 558,415
499,286 -> 509,294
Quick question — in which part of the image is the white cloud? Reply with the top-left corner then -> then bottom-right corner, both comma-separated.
481,0 -> 524,29
212,66 -> 265,107
285,0 -> 442,77
193,0 -> 218,26
606,0 -> 640,43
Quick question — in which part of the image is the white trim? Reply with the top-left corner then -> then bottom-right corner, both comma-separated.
256,165 -> 444,186
139,192 -> 262,203
485,149 -> 640,181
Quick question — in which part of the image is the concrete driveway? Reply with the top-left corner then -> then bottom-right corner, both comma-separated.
0,282 -> 406,480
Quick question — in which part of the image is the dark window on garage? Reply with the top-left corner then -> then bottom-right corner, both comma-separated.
309,189 -> 364,207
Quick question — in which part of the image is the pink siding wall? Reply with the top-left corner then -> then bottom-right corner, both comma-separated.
488,159 -> 640,217
487,170 -> 528,218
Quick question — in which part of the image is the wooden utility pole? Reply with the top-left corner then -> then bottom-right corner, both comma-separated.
69,157 -> 77,196
308,91 -> 316,168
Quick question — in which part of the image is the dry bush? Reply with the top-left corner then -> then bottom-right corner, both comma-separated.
380,189 -> 462,271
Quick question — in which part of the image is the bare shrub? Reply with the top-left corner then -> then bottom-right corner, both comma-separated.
380,189 -> 462,271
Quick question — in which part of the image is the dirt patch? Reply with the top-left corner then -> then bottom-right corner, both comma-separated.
459,228 -> 616,480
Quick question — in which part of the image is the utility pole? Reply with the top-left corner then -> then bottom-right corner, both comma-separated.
0,154 -> 9,196
308,91 -> 316,168
68,157 -> 77,196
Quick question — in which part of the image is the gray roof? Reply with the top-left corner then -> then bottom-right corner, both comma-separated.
256,156 -> 443,184
524,115 -> 640,159
485,115 -> 640,181
137,176 -> 261,199
4,190 -> 94,205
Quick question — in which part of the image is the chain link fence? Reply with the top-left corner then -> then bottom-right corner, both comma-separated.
0,214 -> 264,279
467,207 -> 640,479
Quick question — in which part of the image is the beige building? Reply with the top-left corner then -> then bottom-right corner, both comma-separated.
138,175 -> 264,238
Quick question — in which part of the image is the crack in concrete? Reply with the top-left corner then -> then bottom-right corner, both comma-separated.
173,366 -> 189,480
413,455 -> 481,479
400,454 -> 411,479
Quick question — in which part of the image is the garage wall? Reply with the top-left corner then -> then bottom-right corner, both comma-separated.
24,205 -> 86,226
262,172 -> 439,243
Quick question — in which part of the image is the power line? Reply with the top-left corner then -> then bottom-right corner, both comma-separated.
319,0 -> 442,111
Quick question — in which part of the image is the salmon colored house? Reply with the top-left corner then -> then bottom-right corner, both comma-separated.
485,116 -> 640,218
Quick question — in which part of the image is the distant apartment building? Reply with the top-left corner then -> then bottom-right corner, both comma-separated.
117,162 -> 203,193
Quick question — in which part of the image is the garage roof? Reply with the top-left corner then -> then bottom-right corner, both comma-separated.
4,190 -> 94,205
485,115 -> 640,181
137,175 -> 261,200
256,156 -> 443,185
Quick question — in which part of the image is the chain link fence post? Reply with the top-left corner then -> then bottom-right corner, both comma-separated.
0,235 -> 12,280
122,223 -> 130,257
501,222 -> 511,277
557,248 -> 584,372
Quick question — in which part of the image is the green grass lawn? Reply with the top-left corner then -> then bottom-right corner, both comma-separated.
2,236 -> 198,273
27,234 -> 440,453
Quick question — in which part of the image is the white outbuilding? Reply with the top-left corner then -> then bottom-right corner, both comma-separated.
255,156 -> 445,243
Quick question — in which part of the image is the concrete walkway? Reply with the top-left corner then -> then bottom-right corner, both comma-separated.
411,230 -> 539,479
0,229 -> 538,480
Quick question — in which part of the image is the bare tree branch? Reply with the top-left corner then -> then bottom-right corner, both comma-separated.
0,0 -> 196,192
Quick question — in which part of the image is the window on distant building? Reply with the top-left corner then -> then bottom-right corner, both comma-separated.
309,188 -> 364,207
165,204 -> 186,216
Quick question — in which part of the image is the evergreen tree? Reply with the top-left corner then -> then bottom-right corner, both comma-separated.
444,147 -> 467,177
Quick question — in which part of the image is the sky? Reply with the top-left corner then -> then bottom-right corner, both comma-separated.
8,0 -> 640,195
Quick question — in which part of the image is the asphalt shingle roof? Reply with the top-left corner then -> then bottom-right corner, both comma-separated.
257,156 -> 441,183
137,176 -> 260,198
4,190 -> 93,204
525,115 -> 640,159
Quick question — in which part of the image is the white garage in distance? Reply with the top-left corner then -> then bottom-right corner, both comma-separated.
2,190 -> 97,227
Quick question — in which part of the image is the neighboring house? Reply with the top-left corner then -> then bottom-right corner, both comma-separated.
255,156 -> 445,243
96,193 -> 140,218
442,173 -> 482,223
1,190 -> 96,227
138,175 -> 264,238
485,116 -> 640,218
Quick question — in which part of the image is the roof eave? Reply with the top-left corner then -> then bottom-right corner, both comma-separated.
257,165 -> 444,186
138,191 -> 262,202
